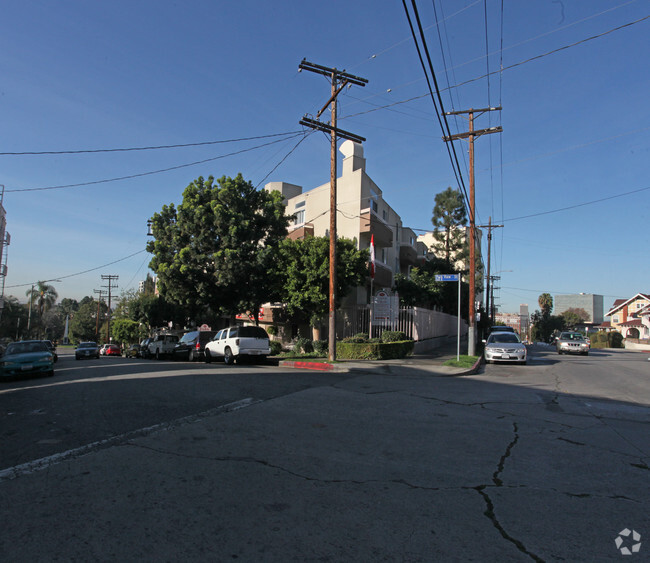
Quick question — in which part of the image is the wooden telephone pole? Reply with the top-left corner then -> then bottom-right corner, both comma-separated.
443,107 -> 502,356
478,217 -> 503,327
298,59 -> 367,361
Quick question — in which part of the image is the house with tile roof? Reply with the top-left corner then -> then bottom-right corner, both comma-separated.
604,293 -> 650,338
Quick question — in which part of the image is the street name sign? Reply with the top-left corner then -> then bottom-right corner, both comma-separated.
435,274 -> 459,282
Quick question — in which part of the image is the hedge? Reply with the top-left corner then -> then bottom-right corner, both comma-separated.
589,331 -> 624,349
337,340 -> 414,360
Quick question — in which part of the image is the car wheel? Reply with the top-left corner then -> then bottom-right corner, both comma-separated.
155,350 -> 160,360
188,349 -> 195,362
205,350 -> 212,364
224,347 -> 234,365
48,370 -> 54,377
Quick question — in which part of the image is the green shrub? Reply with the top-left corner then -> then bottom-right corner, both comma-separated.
293,337 -> 313,354
313,340 -> 328,356
337,340 -> 414,360
610,332 -> 624,348
267,325 -> 278,336
381,330 -> 410,343
342,335 -> 368,344
269,341 -> 283,356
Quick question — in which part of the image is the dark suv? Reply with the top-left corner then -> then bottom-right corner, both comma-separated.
172,330 -> 216,362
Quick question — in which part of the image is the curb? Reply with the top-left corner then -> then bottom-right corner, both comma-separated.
278,360 -> 337,372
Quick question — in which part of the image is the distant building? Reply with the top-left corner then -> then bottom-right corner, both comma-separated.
494,311 -> 523,334
554,293 -> 604,324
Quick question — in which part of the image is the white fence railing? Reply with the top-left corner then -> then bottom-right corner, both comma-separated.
337,305 -> 467,341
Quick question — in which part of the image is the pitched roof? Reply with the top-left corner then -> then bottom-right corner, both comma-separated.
605,293 -> 650,317
618,318 -> 643,327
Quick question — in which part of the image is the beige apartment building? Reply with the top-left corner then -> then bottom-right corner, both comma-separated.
264,140 -> 427,306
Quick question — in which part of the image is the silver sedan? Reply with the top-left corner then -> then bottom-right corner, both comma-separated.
483,332 -> 527,365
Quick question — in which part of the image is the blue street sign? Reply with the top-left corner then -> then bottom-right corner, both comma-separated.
435,274 -> 459,282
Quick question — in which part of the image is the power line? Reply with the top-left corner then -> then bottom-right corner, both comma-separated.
5,249 -> 146,289
503,185 -> 650,223
0,131 -> 302,156
6,135 -> 303,193
343,13 -> 650,121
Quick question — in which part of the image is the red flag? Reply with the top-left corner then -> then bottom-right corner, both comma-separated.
370,234 -> 375,279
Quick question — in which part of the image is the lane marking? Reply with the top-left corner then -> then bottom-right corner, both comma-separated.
0,398 -> 260,482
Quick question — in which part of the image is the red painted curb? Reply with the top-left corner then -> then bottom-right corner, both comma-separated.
280,361 -> 335,371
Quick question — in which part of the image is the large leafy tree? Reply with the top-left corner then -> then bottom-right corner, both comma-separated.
560,307 -> 589,327
147,174 -> 289,322
0,296 -> 29,340
276,236 -> 369,329
69,298 -> 108,343
430,187 -> 468,268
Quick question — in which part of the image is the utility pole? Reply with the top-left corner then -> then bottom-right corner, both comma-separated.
27,283 -> 34,336
101,275 -> 118,343
93,289 -> 106,340
477,217 -> 503,327
298,59 -> 367,362
443,107 -> 502,356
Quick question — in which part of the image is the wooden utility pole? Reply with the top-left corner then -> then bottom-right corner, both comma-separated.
101,275 -> 119,343
93,289 -> 106,340
443,107 -> 502,356
478,217 -> 503,327
298,59 -> 367,361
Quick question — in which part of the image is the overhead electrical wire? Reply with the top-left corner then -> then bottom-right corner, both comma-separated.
343,13 -> 650,121
6,134 -> 304,193
5,249 -> 147,289
401,0 -> 472,223
0,131 -> 303,157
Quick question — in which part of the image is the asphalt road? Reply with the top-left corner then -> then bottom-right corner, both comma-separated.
0,345 -> 648,561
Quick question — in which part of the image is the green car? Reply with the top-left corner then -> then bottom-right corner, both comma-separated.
0,340 -> 55,379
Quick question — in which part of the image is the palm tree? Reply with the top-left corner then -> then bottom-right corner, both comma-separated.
538,293 -> 553,319
26,281 -> 58,321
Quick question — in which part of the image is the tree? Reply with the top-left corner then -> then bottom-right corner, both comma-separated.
147,174 -> 290,322
430,187 -> 468,268
538,293 -> 553,319
276,236 -> 369,330
26,281 -> 58,320
69,299 -> 108,343
0,296 -> 29,340
111,318 -> 143,346
560,307 -> 589,327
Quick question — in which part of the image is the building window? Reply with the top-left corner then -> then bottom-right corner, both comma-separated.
295,200 -> 305,209
382,209 -> 388,221
613,315 -> 619,323
294,210 -> 305,225
371,199 -> 378,212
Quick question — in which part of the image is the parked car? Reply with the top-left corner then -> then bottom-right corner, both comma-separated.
483,332 -> 527,365
0,340 -> 55,379
125,344 -> 141,358
205,325 -> 271,365
75,341 -> 100,360
556,332 -> 589,355
99,344 -> 111,356
488,325 -> 516,334
104,344 -> 122,356
42,340 -> 58,362
139,338 -> 153,358
148,334 -> 180,360
173,330 -> 216,362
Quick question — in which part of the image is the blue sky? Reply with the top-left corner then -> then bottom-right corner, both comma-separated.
1,0 -> 648,316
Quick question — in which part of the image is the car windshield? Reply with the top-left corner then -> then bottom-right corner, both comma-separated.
7,342 -> 48,354
79,342 -> 97,348
488,333 -> 520,344
561,333 -> 584,341
180,332 -> 198,343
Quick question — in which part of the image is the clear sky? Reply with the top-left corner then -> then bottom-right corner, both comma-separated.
1,0 -> 648,316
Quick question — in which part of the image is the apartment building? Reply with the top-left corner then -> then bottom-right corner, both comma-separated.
265,141 -> 427,306
554,293 -> 604,324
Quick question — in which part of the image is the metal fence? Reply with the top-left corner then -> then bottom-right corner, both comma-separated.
336,305 -> 467,341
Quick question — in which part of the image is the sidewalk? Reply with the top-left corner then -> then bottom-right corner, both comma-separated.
278,338 -> 481,376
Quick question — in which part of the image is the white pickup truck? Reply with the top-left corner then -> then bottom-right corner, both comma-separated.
147,334 -> 179,359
